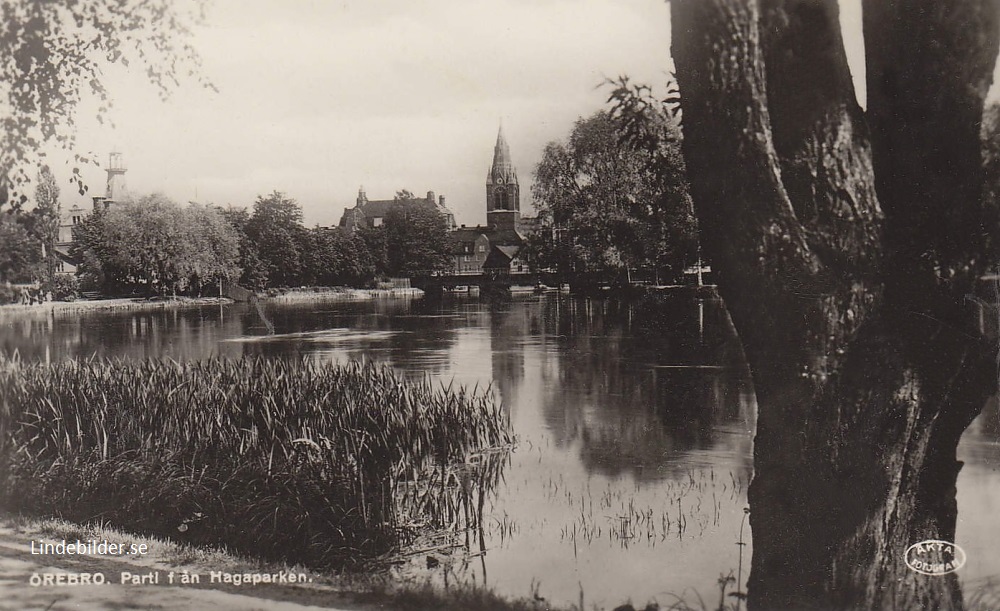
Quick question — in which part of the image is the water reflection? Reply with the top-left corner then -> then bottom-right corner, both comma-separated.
0,305 -> 245,362
0,295 -> 754,606
8,294 -> 996,607
483,297 -> 756,483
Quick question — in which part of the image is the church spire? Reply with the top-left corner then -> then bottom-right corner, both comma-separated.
486,121 -> 521,230
489,123 -> 518,185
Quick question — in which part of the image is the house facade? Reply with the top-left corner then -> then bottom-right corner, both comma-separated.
339,189 -> 456,232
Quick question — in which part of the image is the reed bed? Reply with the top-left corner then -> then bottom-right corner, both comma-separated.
0,356 -> 512,567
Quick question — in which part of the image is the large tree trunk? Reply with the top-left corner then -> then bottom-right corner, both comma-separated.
672,1 -> 999,609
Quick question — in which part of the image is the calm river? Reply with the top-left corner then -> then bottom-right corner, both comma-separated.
1,293 -> 997,608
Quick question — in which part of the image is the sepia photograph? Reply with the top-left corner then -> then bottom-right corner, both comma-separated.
0,1 -> 998,610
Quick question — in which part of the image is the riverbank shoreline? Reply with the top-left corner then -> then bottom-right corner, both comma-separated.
0,296 -> 233,317
262,287 -> 424,302
0,513 -> 568,611
0,288 -> 426,318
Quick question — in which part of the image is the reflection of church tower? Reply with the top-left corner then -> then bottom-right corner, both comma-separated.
488,301 -> 526,420
486,123 -> 520,231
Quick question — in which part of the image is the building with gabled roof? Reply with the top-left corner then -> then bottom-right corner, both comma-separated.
339,189 -> 456,232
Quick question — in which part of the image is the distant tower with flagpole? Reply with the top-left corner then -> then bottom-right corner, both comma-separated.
93,151 -> 127,210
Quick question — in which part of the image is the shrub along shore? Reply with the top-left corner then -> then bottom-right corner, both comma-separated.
0,357 -> 512,568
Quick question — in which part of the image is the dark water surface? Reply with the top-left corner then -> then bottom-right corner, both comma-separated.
2,293 -> 997,607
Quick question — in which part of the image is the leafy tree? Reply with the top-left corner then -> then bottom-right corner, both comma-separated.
1,1 -> 210,209
221,206 -> 269,291
606,76 -> 698,273
245,191 -> 306,287
672,1 -> 998,608
71,211 -> 114,291
72,195 -> 239,295
383,200 -> 452,276
179,204 -> 242,295
330,231 -> 376,286
0,212 -> 42,283
32,166 -> 60,281
300,227 -> 375,287
532,110 -> 696,278
358,224 -> 389,278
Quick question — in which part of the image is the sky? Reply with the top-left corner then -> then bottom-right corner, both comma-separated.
57,0 -> 998,230
58,0 -> 680,228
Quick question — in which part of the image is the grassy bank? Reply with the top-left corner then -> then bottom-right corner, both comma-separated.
0,357 -> 511,568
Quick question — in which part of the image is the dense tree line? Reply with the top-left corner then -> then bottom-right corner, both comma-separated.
225,190 -> 451,291
72,195 -> 240,296
0,186 -> 454,298
62,190 -> 454,296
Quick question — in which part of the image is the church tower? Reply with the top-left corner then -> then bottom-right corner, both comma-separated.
486,123 -> 520,231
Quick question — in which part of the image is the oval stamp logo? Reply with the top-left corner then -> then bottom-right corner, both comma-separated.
905,540 -> 966,576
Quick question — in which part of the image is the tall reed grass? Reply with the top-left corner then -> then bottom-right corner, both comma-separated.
0,356 -> 511,567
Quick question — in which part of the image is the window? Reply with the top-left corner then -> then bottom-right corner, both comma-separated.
478,245 -> 486,252
372,217 -> 383,227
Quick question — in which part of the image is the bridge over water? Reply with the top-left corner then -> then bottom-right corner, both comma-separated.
407,269 -> 706,296
408,269 -> 553,293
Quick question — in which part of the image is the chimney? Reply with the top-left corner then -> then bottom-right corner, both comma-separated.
427,190 -> 435,202
439,195 -> 446,206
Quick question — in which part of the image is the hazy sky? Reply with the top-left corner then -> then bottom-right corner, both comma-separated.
60,0 -> 679,227
57,0 -> 970,229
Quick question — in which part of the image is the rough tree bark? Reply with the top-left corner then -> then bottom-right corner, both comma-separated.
672,1 -> 999,609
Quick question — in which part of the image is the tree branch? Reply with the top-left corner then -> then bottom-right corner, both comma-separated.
672,0 -> 821,300
865,0 -> 1000,302
761,0 -> 883,282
